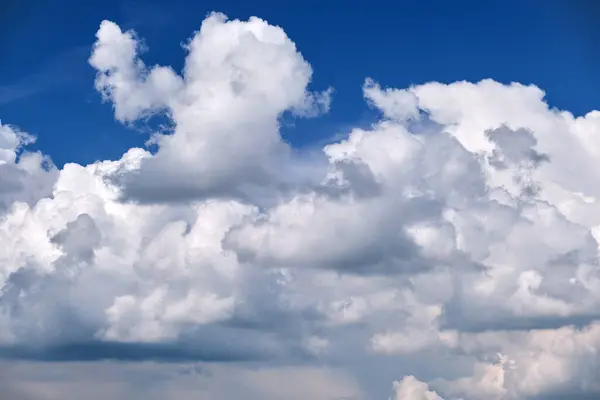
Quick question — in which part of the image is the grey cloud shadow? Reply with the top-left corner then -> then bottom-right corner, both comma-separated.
0,340 -> 266,363
440,299 -> 600,333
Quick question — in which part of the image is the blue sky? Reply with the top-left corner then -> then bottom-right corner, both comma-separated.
1,0 -> 598,167
5,2 -> 600,399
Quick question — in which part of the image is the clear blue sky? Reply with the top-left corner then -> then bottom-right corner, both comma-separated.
1,0 -> 598,167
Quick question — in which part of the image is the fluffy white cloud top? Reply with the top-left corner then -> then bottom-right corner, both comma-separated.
2,12 -> 600,400
89,13 -> 331,202
0,122 -> 57,213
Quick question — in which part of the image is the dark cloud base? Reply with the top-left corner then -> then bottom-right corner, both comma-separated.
0,340 -> 266,363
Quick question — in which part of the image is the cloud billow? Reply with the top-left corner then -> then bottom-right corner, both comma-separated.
1,12 -> 600,400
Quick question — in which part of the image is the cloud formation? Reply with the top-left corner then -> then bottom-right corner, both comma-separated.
90,13 -> 331,202
0,122 -> 57,213
2,12 -> 600,400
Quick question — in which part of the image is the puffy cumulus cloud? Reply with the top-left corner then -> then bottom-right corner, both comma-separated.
89,13 -> 331,202
0,121 -> 57,213
430,323 -> 600,399
391,376 -> 444,400
3,11 -> 600,400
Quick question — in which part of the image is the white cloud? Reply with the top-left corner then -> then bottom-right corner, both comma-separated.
363,78 -> 419,122
1,11 -> 600,400
0,121 -> 57,213
90,13 -> 331,202
391,376 -> 444,400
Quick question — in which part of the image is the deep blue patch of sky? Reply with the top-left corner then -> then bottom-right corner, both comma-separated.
1,0 -> 599,167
